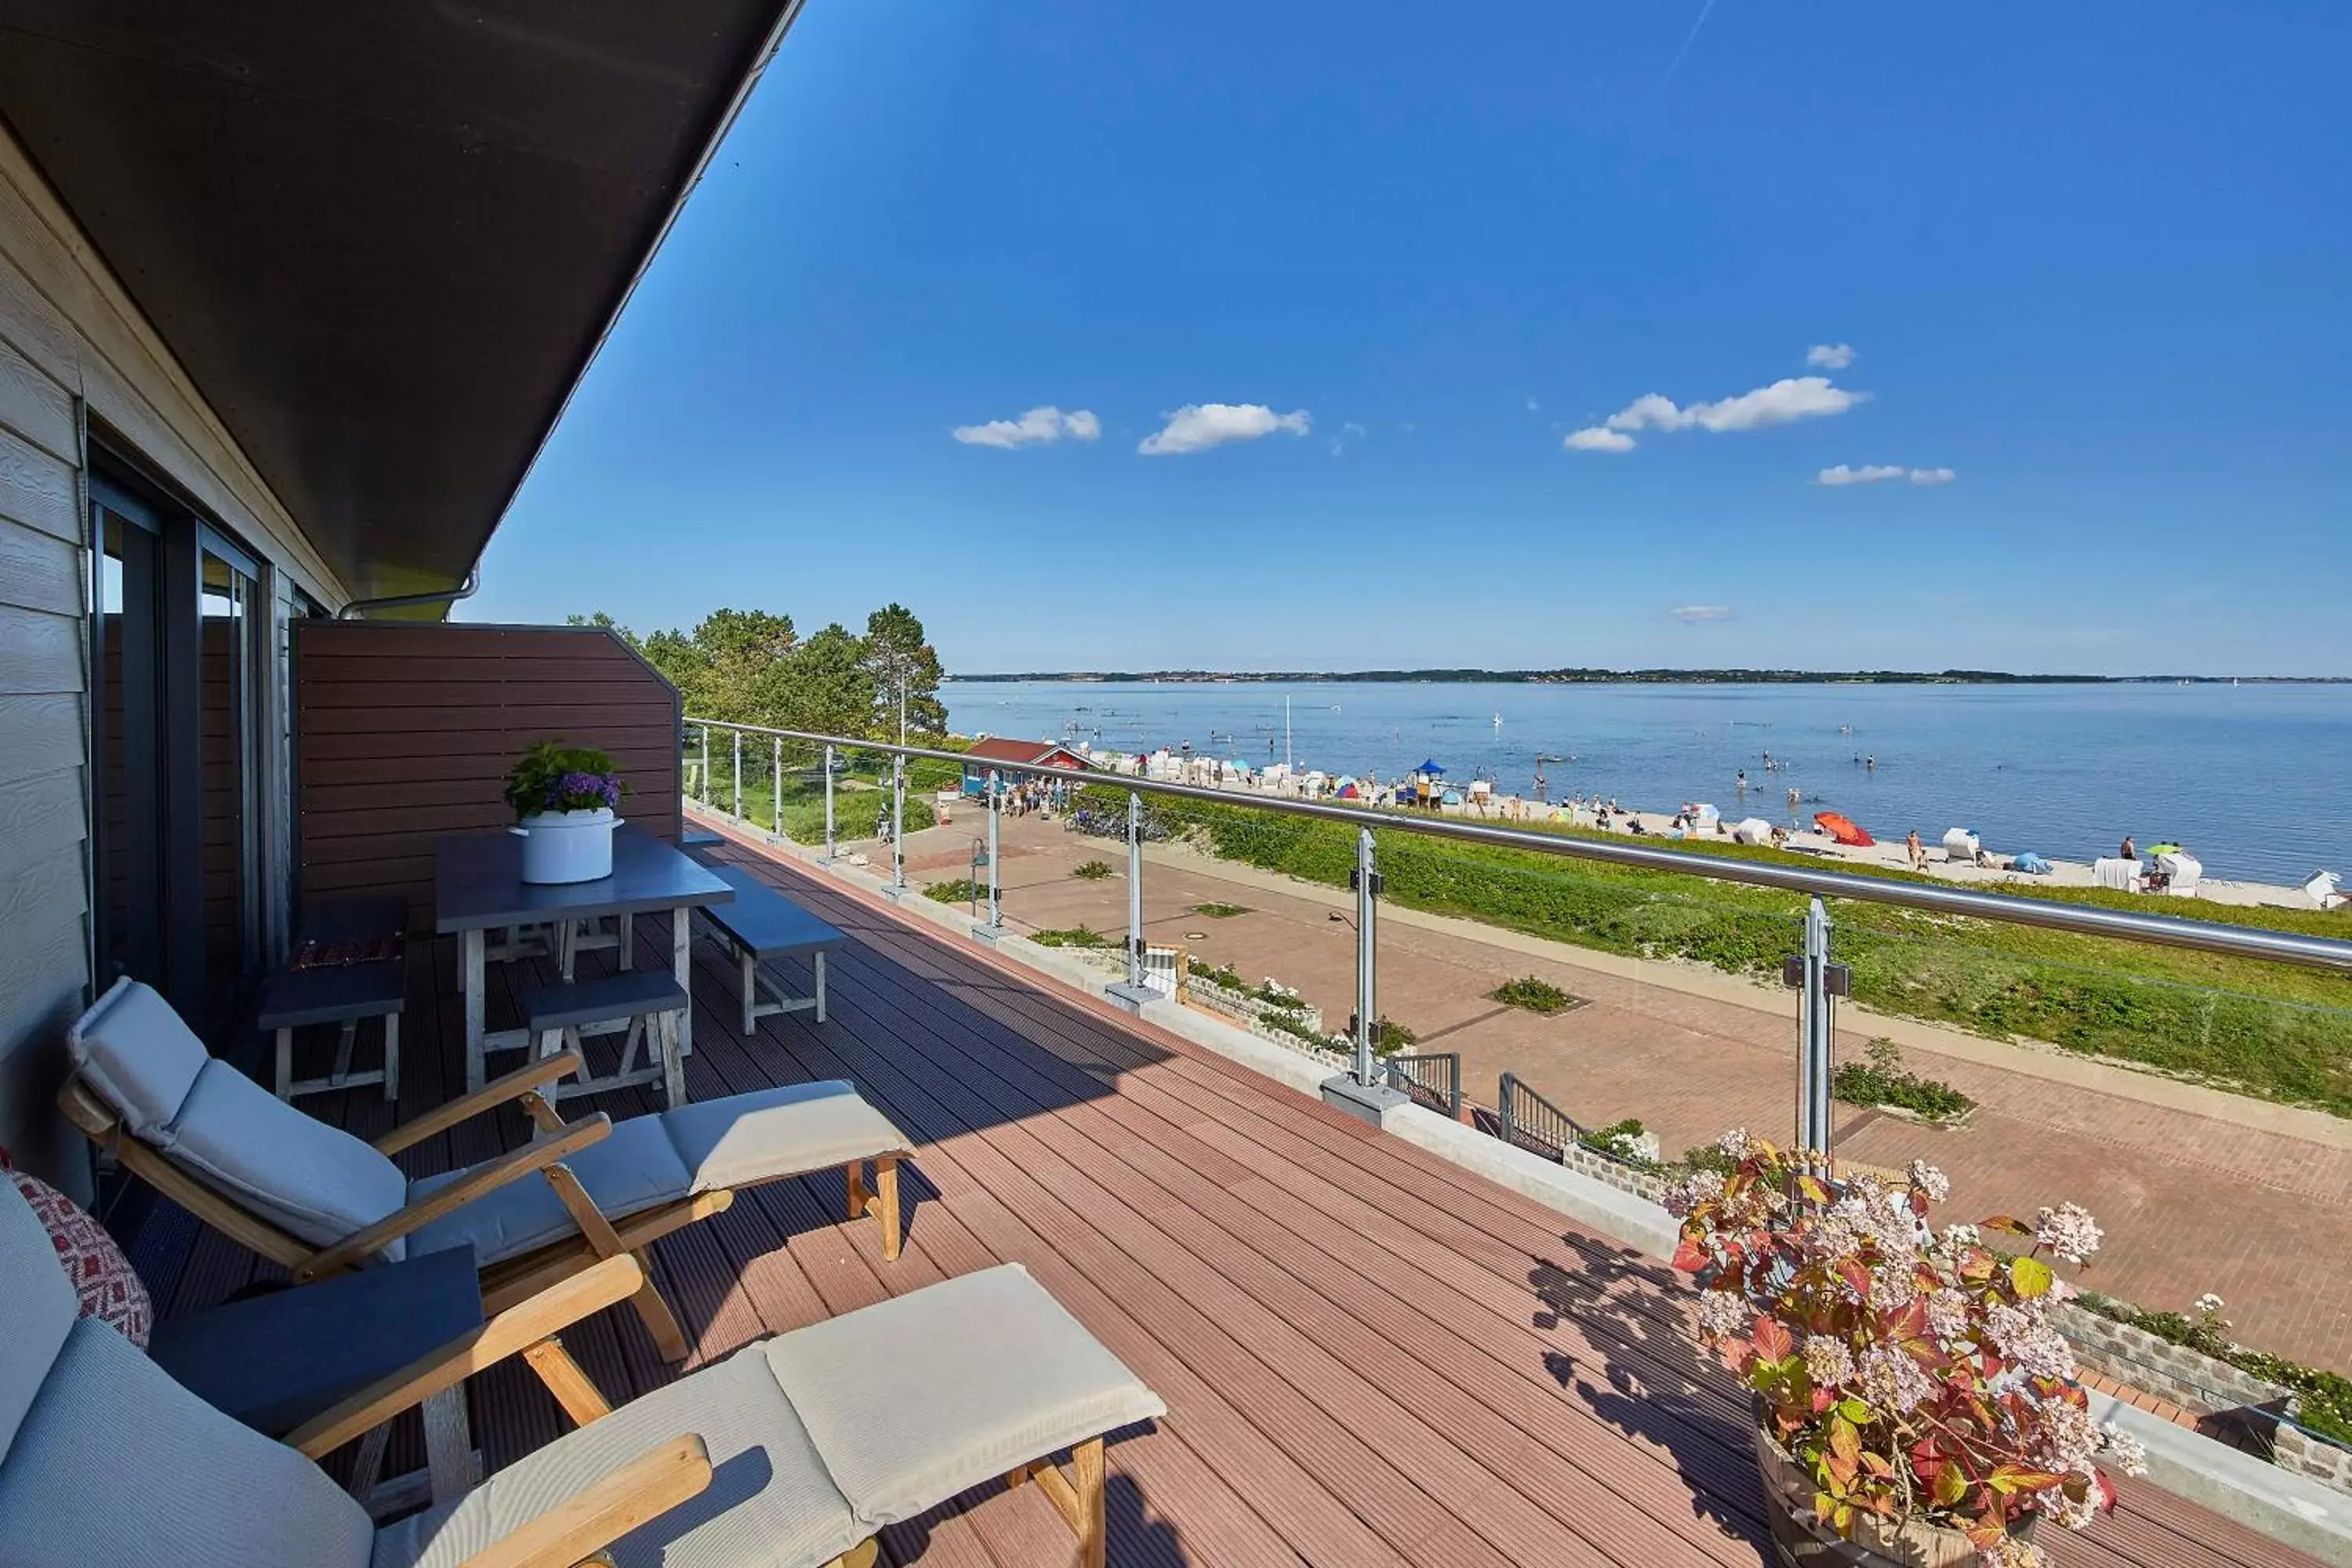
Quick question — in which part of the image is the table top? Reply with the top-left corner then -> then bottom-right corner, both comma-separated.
145,1246 -> 484,1436
258,959 -> 406,1027
434,823 -> 734,933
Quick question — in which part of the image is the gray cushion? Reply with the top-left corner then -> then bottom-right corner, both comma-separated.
371,1338 -> 862,1568
171,1059 -> 411,1260
67,976 -> 209,1138
0,1181 -> 78,1465
764,1262 -> 1166,1530
659,1081 -> 913,1192
0,1319 -> 373,1568
406,1115 -> 691,1267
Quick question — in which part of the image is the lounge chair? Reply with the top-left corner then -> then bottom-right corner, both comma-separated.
0,1178 -> 1163,1568
59,977 -> 918,1360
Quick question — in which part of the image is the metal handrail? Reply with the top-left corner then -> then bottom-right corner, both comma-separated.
1496,1071 -> 1586,1162
1384,1051 -> 1463,1119
680,717 -> 2352,975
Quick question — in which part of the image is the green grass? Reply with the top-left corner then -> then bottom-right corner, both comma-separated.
697,764 -> 935,842
1071,859 -> 1115,880
1490,976 -> 1580,1015
1191,901 -> 1251,918
923,878 -> 982,906
1073,784 -> 2352,1115
1831,1040 -> 1977,1123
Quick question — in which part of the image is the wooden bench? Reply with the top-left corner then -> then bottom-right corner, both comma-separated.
516,970 -> 689,1105
697,864 -> 846,1034
260,961 -> 405,1103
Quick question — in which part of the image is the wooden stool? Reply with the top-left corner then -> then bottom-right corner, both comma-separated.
516,970 -> 690,1105
260,960 -> 405,1103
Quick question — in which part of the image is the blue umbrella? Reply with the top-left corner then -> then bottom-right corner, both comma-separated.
1415,759 -> 1446,775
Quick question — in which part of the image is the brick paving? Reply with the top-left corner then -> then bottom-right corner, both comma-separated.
906,808 -> 2352,1373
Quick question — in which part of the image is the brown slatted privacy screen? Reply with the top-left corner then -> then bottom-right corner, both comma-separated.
295,622 -> 682,931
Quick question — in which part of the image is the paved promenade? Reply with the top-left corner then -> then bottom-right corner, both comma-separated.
898,807 -> 2352,1373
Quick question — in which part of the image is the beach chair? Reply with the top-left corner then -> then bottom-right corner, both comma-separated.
0,1179 -> 1163,1568
59,977 -> 916,1362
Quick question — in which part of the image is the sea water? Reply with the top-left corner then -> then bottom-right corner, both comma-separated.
942,680 -> 2352,887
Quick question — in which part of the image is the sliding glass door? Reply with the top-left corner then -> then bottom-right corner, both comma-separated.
89,464 -> 273,1029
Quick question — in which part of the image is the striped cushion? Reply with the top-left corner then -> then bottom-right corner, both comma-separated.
372,1341 -> 861,1568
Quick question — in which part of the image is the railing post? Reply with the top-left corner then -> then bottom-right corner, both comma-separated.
731,729 -> 742,820
822,744 -> 836,863
986,769 -> 1002,930
1125,791 -> 1145,987
1498,1072 -> 1518,1149
697,725 -> 709,804
891,750 -> 906,891
771,736 -> 782,837
1353,826 -> 1379,1086
1793,897 -> 1838,1160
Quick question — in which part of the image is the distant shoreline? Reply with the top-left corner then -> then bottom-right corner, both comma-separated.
949,669 -> 2348,685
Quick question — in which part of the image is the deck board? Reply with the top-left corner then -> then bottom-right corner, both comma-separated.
136,834 -> 2323,1568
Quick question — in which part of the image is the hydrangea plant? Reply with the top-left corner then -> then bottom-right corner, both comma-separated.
503,740 -> 626,819
1668,1131 -> 2144,1567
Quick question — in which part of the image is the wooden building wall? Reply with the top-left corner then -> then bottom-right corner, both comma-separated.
295,621 -> 684,930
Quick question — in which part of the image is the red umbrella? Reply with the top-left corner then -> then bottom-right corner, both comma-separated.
1813,811 -> 1874,848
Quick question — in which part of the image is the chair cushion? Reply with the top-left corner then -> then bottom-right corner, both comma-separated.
5,1163 -> 151,1348
763,1263 -> 1166,1530
170,1060 -> 410,1261
405,1115 -> 691,1267
659,1081 -> 914,1192
0,1179 -> 79,1465
67,976 -> 209,1138
0,1318 -> 373,1568
371,1338 -> 862,1568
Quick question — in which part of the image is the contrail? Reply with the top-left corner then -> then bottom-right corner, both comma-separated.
1652,0 -> 1722,100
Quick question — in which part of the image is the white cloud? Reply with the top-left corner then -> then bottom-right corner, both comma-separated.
951,405 -> 1101,448
1564,426 -> 1637,452
1526,396 -> 1541,413
1806,343 -> 1856,370
1817,463 -> 1958,487
1138,403 -> 1312,456
1670,605 -> 1734,623
1328,420 -> 1368,458
1608,376 -> 1864,434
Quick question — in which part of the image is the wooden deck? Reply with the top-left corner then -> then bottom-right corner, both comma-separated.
134,837 -> 2318,1568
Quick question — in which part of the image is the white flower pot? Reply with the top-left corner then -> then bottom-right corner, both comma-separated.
512,808 -> 616,884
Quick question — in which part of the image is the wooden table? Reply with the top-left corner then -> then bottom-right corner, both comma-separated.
434,826 -> 734,1091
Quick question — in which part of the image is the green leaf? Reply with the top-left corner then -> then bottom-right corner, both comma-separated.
2009,1256 -> 2054,1299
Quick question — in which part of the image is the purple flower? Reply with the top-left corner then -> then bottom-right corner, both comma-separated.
550,770 -> 621,811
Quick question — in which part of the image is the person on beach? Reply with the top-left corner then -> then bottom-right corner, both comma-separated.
2120,834 -> 2136,861
1906,829 -> 1926,869
1736,770 -> 1748,791
1866,756 -> 1877,771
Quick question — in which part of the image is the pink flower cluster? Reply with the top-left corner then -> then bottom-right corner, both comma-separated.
1671,1136 -> 2125,1566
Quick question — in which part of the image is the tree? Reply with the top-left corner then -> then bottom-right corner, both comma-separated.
858,602 -> 946,739
768,623 -> 875,742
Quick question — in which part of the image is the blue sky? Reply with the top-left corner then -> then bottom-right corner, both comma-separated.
472,1 -> 2350,677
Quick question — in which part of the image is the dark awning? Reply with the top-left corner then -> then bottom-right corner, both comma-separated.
0,2 -> 802,604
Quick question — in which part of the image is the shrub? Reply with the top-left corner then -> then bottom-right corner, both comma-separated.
1372,1016 -> 1417,1053
1490,975 -> 1578,1015
1030,925 -> 1111,949
1071,859 -> 1114,880
923,878 -> 981,905
1192,901 -> 1250,918
1831,1039 -> 1977,1123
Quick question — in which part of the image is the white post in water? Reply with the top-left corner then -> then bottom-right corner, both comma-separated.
1126,790 -> 1145,988
771,737 -> 782,837
822,744 -> 836,862
985,769 -> 1002,928
1353,826 -> 1379,1087
731,730 -> 742,819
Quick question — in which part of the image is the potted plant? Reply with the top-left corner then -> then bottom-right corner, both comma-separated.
1668,1132 -> 2146,1568
503,740 -> 626,884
